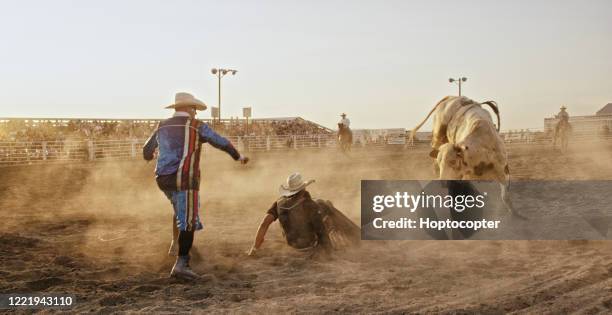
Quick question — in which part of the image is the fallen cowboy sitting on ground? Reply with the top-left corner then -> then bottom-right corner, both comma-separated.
247,173 -> 360,256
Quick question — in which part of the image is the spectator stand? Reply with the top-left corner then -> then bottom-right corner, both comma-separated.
2,118 -> 612,167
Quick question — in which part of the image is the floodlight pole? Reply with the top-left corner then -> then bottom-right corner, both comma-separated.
211,67 -> 238,125
449,76 -> 468,96
217,73 -> 221,125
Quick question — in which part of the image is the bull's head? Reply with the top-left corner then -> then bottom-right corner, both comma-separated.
435,143 -> 467,180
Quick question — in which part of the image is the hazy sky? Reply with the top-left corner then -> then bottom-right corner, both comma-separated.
1,0 -> 610,130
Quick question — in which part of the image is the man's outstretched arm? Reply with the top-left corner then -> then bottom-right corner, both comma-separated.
248,214 -> 275,256
198,123 -> 247,163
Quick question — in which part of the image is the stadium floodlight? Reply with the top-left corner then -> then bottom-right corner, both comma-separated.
449,76 -> 468,96
211,67 -> 238,124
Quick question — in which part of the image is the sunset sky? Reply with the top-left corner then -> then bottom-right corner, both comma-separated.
1,0 -> 610,130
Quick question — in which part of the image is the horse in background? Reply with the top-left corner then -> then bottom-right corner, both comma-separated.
337,123 -> 353,152
552,119 -> 572,152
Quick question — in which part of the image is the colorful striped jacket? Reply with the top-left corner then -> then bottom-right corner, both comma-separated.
143,115 -> 240,191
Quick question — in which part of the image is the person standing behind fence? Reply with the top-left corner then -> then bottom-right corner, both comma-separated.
143,92 -> 249,279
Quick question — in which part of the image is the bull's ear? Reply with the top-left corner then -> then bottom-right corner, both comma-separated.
429,149 -> 439,158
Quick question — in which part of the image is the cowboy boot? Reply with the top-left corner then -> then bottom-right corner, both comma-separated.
170,255 -> 200,279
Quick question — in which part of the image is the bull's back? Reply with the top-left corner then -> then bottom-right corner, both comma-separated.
431,96 -> 473,148
450,106 -> 497,144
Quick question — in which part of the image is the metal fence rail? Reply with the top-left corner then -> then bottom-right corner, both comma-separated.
1,133 -> 611,167
0,140 -> 88,166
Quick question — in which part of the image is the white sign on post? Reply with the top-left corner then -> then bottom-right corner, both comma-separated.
211,107 -> 219,118
243,107 -> 252,118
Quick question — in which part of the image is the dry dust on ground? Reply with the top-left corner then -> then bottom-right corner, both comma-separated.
0,143 -> 611,314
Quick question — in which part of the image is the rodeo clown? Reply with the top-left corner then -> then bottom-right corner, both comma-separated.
143,92 -> 249,279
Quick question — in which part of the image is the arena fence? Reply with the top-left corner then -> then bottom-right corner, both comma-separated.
1,133 -> 611,167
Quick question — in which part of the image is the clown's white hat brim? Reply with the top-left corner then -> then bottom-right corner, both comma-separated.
165,92 -> 207,111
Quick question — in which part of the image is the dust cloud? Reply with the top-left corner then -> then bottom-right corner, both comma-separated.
1,142 -> 611,313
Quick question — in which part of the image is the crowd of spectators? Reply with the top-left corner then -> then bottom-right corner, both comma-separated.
0,117 -> 333,164
222,117 -> 331,137
0,119 -> 157,142
0,117 -> 331,143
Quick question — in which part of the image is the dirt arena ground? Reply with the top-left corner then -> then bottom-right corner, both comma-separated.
1,142 -> 611,314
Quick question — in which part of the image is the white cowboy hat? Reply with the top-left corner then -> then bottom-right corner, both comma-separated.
165,92 -> 207,111
279,173 -> 315,197
560,105 -> 567,110
340,113 -> 347,116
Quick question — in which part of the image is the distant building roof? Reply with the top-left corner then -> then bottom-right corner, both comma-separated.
596,103 -> 612,115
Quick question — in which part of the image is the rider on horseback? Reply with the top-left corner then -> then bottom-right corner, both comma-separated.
555,106 -> 570,133
338,113 -> 352,151
557,106 -> 569,123
553,105 -> 571,150
339,113 -> 351,129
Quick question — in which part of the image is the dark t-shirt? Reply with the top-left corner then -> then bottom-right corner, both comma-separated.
266,190 -> 329,249
267,190 -> 318,219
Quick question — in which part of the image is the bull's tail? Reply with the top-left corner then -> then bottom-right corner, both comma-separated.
409,96 -> 451,145
481,101 -> 501,132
